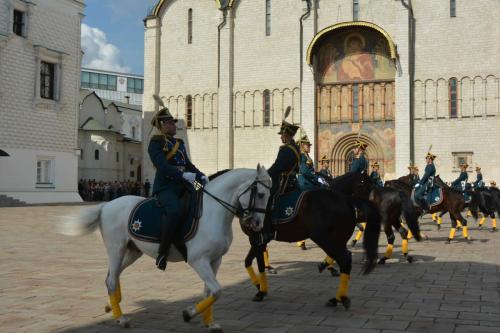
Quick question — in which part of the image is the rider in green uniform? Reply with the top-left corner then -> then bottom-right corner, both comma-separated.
414,152 -> 436,212
297,135 -> 317,191
473,166 -> 485,189
319,155 -> 333,179
451,163 -> 468,191
369,161 -> 383,188
349,140 -> 368,174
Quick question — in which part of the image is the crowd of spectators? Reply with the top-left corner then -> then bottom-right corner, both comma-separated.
78,179 -> 151,201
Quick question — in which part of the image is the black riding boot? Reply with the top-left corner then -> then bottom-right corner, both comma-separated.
156,214 -> 175,271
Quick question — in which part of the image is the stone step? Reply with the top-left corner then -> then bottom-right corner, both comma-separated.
0,194 -> 26,206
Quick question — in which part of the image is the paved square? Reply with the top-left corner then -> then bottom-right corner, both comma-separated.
1,205 -> 499,333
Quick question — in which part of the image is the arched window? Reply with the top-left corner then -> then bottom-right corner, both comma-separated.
131,126 -> 136,139
94,149 -> 99,160
449,77 -> 458,118
186,95 -> 193,128
450,0 -> 456,17
352,84 -> 359,122
265,0 -> 271,36
188,8 -> 193,44
353,0 -> 359,21
263,89 -> 271,126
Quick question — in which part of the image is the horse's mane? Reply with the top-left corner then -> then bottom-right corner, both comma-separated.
209,169 -> 232,181
434,175 -> 463,194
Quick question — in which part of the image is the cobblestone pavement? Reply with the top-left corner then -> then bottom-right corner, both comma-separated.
1,205 -> 500,333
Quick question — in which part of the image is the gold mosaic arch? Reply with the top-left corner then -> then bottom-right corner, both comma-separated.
306,21 -> 397,66
152,0 -> 232,16
330,133 -> 384,175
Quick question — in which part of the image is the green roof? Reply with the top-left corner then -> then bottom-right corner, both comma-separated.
80,118 -> 114,132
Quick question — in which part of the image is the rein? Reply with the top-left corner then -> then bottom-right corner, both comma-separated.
199,179 -> 270,219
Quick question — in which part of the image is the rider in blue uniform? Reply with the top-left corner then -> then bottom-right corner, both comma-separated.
451,163 -> 468,191
408,164 -> 420,186
148,107 -> 208,271
298,135 -> 317,191
414,152 -> 436,212
473,166 -> 485,189
319,155 -> 333,179
369,161 -> 384,188
349,140 -> 368,174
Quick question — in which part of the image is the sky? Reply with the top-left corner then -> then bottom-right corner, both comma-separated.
81,0 -> 159,75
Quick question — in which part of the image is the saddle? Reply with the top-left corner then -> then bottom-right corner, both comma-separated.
411,186 -> 444,209
271,190 -> 309,225
128,190 -> 202,261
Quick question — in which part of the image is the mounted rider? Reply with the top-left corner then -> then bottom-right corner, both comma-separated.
473,166 -> 485,189
451,163 -> 469,191
319,155 -> 333,179
408,164 -> 420,186
369,161 -> 384,188
148,106 -> 208,271
297,135 -> 327,190
414,152 -> 436,212
349,140 -> 369,174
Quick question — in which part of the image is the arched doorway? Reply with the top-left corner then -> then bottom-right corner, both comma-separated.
330,133 -> 385,176
308,22 -> 397,178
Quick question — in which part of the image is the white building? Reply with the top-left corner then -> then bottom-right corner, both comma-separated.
143,0 -> 500,184
0,0 -> 84,204
78,90 -> 142,182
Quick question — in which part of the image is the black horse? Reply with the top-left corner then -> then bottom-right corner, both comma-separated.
470,187 -> 500,231
327,172 -> 422,264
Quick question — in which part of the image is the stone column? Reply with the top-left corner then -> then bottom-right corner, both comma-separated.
217,9 -> 234,170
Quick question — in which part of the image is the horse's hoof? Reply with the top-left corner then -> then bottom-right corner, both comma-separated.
406,255 -> 414,263
104,304 -> 111,313
340,296 -> 351,310
445,239 -> 451,244
350,240 -> 357,248
255,284 -> 260,291
326,297 -> 338,307
491,228 -> 497,232
318,262 -> 327,273
328,267 -> 340,277
466,237 -> 472,243
266,266 -> 278,274
478,226 -> 483,230
252,291 -> 266,302
378,257 -> 387,265
115,316 -> 130,328
437,225 -> 441,231
206,322 -> 224,333
182,306 -> 195,322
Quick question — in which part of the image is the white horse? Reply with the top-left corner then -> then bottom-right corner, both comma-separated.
62,166 -> 271,332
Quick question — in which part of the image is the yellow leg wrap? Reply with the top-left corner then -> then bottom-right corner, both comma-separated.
202,306 -> 213,326
456,220 -> 463,228
325,256 -> 335,266
407,230 -> 413,240
354,230 -> 363,242
263,249 -> 270,267
402,239 -> 409,255
384,244 -> 394,258
116,281 -> 121,303
492,218 -> 497,228
467,210 -> 472,217
246,266 -> 259,286
432,213 -> 437,221
449,228 -> 456,240
195,295 -> 216,315
438,217 -> 442,225
335,273 -> 350,300
258,273 -> 268,293
109,290 -> 123,319
296,240 -> 305,247
479,217 -> 485,226
462,226 -> 469,238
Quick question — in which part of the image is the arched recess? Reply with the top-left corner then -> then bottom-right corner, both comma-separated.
330,134 -> 384,176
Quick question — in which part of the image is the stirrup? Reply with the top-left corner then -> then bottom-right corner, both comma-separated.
156,254 -> 167,271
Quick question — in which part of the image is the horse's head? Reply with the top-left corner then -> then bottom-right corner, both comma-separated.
352,172 -> 373,198
237,164 -> 272,232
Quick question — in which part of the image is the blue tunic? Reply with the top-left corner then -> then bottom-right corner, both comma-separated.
451,171 -> 468,190
370,171 -> 384,188
418,163 -> 436,187
268,143 -> 300,198
298,153 -> 317,190
350,154 -> 368,174
473,173 -> 485,188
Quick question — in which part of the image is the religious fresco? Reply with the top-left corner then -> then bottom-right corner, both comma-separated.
317,122 -> 396,176
316,28 -> 395,84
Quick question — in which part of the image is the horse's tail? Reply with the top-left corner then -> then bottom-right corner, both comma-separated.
349,197 -> 381,275
59,203 -> 104,236
400,193 -> 422,241
468,191 -> 480,220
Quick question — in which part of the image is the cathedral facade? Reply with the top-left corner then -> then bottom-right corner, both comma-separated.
143,0 -> 500,183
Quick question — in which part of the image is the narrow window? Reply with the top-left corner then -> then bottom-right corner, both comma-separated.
116,152 -> 119,163
81,72 -> 90,89
90,72 -> 99,89
131,126 -> 136,139
450,0 -> 456,17
263,89 -> 271,126
353,0 -> 359,21
80,149 -> 83,160
186,95 -> 193,128
13,10 -> 24,36
108,75 -> 117,91
265,0 -> 271,36
98,74 -> 108,90
130,158 -> 134,165
352,84 -> 359,122
36,159 -> 53,185
188,8 -> 193,44
94,149 -> 99,160
449,77 -> 458,118
40,61 -> 55,100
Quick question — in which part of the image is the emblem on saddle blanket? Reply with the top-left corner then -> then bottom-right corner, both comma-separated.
127,198 -> 199,245
411,187 -> 444,208
272,190 -> 308,225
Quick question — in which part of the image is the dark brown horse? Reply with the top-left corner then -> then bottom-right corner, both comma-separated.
385,175 -> 470,243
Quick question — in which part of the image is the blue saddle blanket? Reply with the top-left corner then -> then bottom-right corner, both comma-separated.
128,196 -> 199,244
463,192 -> 471,204
412,187 -> 443,208
272,190 -> 308,225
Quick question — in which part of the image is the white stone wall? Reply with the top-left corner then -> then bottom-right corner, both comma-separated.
0,0 -> 84,203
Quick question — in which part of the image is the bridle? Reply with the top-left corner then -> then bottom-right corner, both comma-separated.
200,178 -> 271,220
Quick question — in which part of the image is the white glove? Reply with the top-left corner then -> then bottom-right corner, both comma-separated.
414,183 -> 420,188
201,175 -> 209,185
318,177 -> 327,186
182,172 -> 196,184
